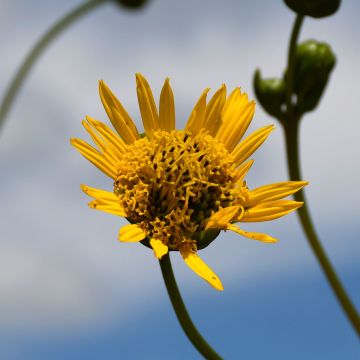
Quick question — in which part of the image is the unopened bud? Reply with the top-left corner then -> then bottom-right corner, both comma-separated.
253,70 -> 287,119
292,40 -> 336,113
283,0 -> 341,18
113,0 -> 149,10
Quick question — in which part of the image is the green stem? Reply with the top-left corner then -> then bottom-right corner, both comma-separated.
284,14 -> 360,336
284,121 -> 360,337
285,14 -> 304,121
0,0 -> 106,135
159,254 -> 222,360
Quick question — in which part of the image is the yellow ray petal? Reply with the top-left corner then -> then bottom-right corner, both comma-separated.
81,184 -> 119,202
98,80 -> 139,143
245,181 -> 308,207
118,224 -> 146,242
81,119 -> 118,163
240,200 -> 304,222
180,246 -> 223,291
136,73 -> 159,136
86,116 -> 127,155
185,88 -> 210,135
232,125 -> 274,166
70,138 -> 117,179
150,238 -> 168,259
234,159 -> 254,183
205,206 -> 241,230
88,199 -> 126,217
216,89 -> 256,151
159,78 -> 175,132
204,84 -> 226,136
228,224 -> 278,243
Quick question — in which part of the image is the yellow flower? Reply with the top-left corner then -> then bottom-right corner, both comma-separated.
71,74 -> 307,291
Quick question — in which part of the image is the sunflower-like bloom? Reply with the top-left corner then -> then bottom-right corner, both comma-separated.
71,74 -> 307,291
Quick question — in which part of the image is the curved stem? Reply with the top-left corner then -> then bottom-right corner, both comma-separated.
159,254 -> 222,360
0,0 -> 106,135
285,14 -> 304,120
283,12 -> 360,337
284,120 -> 360,338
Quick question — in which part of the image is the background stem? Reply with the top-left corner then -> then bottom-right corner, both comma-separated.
0,0 -> 105,135
285,14 -> 304,121
159,254 -> 222,360
283,14 -> 360,336
283,121 -> 360,337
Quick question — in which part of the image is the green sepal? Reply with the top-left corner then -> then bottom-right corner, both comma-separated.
253,70 -> 287,119
283,0 -> 341,18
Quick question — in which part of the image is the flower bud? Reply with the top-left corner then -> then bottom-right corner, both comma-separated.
253,70 -> 287,119
113,0 -> 149,10
292,40 -> 336,113
283,0 -> 341,18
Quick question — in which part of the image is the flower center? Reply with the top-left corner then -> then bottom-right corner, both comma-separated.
114,129 -> 244,250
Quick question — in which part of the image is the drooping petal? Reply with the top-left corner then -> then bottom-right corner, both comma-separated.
240,200 -> 304,222
245,181 -> 308,207
118,224 -> 146,242
159,78 -> 175,132
136,73 -> 159,136
216,89 -> 256,151
204,84 -> 226,136
150,238 -> 169,259
70,138 -> 117,179
205,206 -> 242,230
228,224 -> 278,243
231,125 -> 274,166
185,88 -> 210,135
98,80 -> 139,143
180,245 -> 224,291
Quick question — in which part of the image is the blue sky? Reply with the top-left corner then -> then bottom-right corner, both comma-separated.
0,0 -> 359,359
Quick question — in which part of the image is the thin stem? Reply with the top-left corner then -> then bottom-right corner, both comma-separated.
283,12 -> 360,338
284,121 -> 360,337
285,14 -> 304,120
159,254 -> 222,360
0,0 -> 106,135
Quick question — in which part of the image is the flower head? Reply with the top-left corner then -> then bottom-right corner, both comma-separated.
71,74 -> 307,291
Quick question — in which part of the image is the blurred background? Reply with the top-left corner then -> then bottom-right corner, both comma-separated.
0,0 -> 359,359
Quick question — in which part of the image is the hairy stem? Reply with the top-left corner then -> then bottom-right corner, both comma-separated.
159,254 -> 222,359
